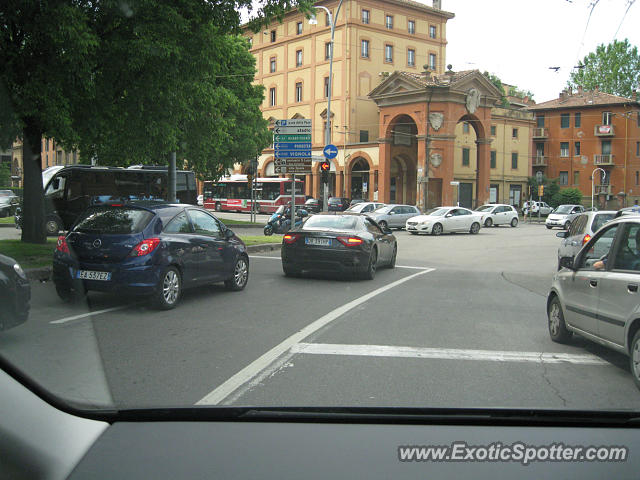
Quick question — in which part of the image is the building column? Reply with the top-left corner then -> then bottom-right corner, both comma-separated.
336,170 -> 344,197
476,138 -> 492,208
378,141 -> 391,203
344,168 -> 351,200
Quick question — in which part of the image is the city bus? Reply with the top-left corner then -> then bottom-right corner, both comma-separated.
202,175 -> 305,214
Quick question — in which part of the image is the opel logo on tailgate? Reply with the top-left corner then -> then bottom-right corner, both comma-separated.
93,239 -> 102,249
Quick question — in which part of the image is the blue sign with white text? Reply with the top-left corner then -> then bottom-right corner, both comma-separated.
323,144 -> 338,159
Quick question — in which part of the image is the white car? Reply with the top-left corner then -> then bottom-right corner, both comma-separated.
475,204 -> 519,227
523,201 -> 552,216
406,206 -> 483,235
545,204 -> 585,229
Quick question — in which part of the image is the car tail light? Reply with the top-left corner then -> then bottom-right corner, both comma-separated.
56,236 -> 69,254
283,233 -> 299,244
130,238 -> 160,256
337,236 -> 363,247
582,234 -> 591,245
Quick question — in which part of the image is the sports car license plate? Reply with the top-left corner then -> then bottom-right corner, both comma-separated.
77,270 -> 111,281
305,237 -> 331,246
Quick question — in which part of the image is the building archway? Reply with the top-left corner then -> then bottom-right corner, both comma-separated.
349,158 -> 370,200
384,114 -> 418,205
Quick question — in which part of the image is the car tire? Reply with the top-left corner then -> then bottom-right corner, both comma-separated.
153,266 -> 182,310
215,202 -> 222,212
629,330 -> 640,390
409,231 -> 418,235
564,221 -> 571,230
378,220 -> 388,229
431,223 -> 443,236
546,225 -> 552,230
548,296 -> 572,343
225,255 -> 249,291
45,216 -> 63,236
388,244 -> 397,268
469,222 -> 480,234
510,217 -> 518,227
283,264 -> 300,277
362,247 -> 377,280
484,218 -> 493,227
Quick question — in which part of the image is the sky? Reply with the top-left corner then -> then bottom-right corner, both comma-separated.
442,0 -> 640,103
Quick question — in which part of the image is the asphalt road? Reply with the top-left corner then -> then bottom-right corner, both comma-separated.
2,222 -> 640,411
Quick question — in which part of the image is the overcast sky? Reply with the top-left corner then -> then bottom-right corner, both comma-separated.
442,0 -> 640,102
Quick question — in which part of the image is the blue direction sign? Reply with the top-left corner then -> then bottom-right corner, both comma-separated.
323,144 -> 338,159
274,143 -> 312,150
274,150 -> 312,158
274,134 -> 311,142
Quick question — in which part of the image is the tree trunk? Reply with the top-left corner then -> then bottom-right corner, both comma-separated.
21,121 -> 46,244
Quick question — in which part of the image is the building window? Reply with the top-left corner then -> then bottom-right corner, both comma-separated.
636,171 -> 639,185
269,88 -> 276,106
296,22 -> 302,35
512,128 -> 518,138
407,49 -> 415,66
361,39 -> 369,58
561,113 -> 570,128
602,111 -> 612,125
559,171 -> 568,185
429,53 -> 436,70
296,49 -> 303,67
325,42 -> 331,60
575,112 -> 581,127
574,171 -> 579,185
324,77 -> 330,98
462,148 -> 470,166
574,141 -> 581,156
408,20 -> 415,34
385,15 -> 393,29
511,152 -> 518,169
362,9 -> 369,24
385,44 -> 393,63
490,125 -> 496,136
490,150 -> 496,168
463,122 -> 470,133
295,82 -> 302,102
536,115 -> 545,128
536,142 -> 544,156
429,25 -> 436,38
270,30 -> 276,42
360,130 -> 369,142
270,57 -> 276,73
560,142 -> 569,157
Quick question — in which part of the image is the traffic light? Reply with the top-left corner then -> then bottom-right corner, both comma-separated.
538,185 -> 544,197
320,161 -> 330,184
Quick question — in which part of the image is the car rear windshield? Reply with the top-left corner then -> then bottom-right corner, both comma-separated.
328,198 -> 341,204
591,213 -> 616,232
73,207 -> 155,234
303,215 -> 359,230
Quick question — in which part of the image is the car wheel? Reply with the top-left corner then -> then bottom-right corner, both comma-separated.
388,244 -> 397,268
431,223 -> 443,236
469,222 -> 480,234
510,217 -> 518,227
225,255 -> 249,291
546,225 -> 552,230
45,217 -> 62,236
564,221 -> 571,230
629,330 -> 640,390
378,220 -> 388,229
484,217 -> 493,227
409,231 -> 418,235
215,202 -> 222,212
154,266 -> 182,310
548,296 -> 572,343
283,264 -> 300,277
362,247 -> 377,280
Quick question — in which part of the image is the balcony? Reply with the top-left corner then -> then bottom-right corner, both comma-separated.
532,155 -> 547,166
594,124 -> 615,136
594,154 -> 615,166
594,184 -> 612,195
532,128 -> 548,139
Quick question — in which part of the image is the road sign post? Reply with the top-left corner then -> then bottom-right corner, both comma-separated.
274,120 -> 312,218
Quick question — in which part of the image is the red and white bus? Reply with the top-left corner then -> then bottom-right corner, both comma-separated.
202,175 -> 305,214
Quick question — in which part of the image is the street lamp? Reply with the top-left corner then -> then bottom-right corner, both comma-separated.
591,167 -> 605,210
309,0 -> 344,211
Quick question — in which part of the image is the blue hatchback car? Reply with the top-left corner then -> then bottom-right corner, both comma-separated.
52,202 -> 249,309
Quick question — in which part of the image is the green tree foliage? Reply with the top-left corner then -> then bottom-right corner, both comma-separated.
568,39 -> 640,97
483,72 -> 534,107
0,162 -> 11,186
526,175 -> 560,205
551,188 -> 583,208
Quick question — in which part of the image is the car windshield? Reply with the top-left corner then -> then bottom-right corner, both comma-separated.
3,0 -> 640,425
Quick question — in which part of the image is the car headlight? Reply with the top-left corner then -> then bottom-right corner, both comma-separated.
13,263 -> 27,280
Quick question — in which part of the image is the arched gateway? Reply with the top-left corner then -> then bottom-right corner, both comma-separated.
369,69 -> 502,208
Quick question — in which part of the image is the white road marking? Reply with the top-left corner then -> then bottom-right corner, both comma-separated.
195,268 -> 435,405
248,254 -> 430,270
291,343 -> 610,365
50,305 -> 132,324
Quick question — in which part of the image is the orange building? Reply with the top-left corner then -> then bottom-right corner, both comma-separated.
527,87 -> 640,208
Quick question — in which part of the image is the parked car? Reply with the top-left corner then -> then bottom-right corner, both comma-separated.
555,211 -> 616,269
405,206 -> 483,235
366,204 -> 421,229
52,202 -> 249,309
346,202 -> 385,214
551,216 -> 640,390
474,204 -> 519,227
327,197 -> 350,212
523,201 -> 552,216
304,197 -> 322,213
0,190 -> 19,218
616,205 -> 640,218
281,212 -> 396,280
0,254 -> 30,331
349,199 -> 365,207
545,204 -> 585,229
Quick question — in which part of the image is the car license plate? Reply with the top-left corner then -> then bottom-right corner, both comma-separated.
77,270 -> 111,281
305,237 -> 331,246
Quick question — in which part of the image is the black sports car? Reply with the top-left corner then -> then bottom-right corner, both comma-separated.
281,212 -> 397,279
0,254 -> 30,331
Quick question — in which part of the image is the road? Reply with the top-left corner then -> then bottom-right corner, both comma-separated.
2,222 -> 639,411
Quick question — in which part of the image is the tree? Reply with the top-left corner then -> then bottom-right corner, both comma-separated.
526,175 -> 559,205
0,162 -> 11,186
483,72 -> 534,107
568,39 -> 640,97
551,188 -> 583,208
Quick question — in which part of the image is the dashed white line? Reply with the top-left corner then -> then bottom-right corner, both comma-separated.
50,305 -> 132,324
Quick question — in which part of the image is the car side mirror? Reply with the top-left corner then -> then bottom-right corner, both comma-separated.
224,228 -> 234,239
556,231 -> 569,238
559,256 -> 576,270
445,213 -> 453,218
388,211 -> 395,215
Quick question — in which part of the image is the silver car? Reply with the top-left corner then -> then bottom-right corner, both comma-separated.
545,204 -> 585,229
367,204 -> 421,229
346,202 -> 385,214
555,211 -> 616,269
550,216 -> 640,389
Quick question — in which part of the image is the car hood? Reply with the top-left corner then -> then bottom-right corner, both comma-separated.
547,213 -> 568,220
407,215 -> 440,223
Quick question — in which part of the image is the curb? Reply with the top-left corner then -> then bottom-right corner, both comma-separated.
224,224 -> 262,229
0,223 -> 15,228
246,243 -> 281,253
